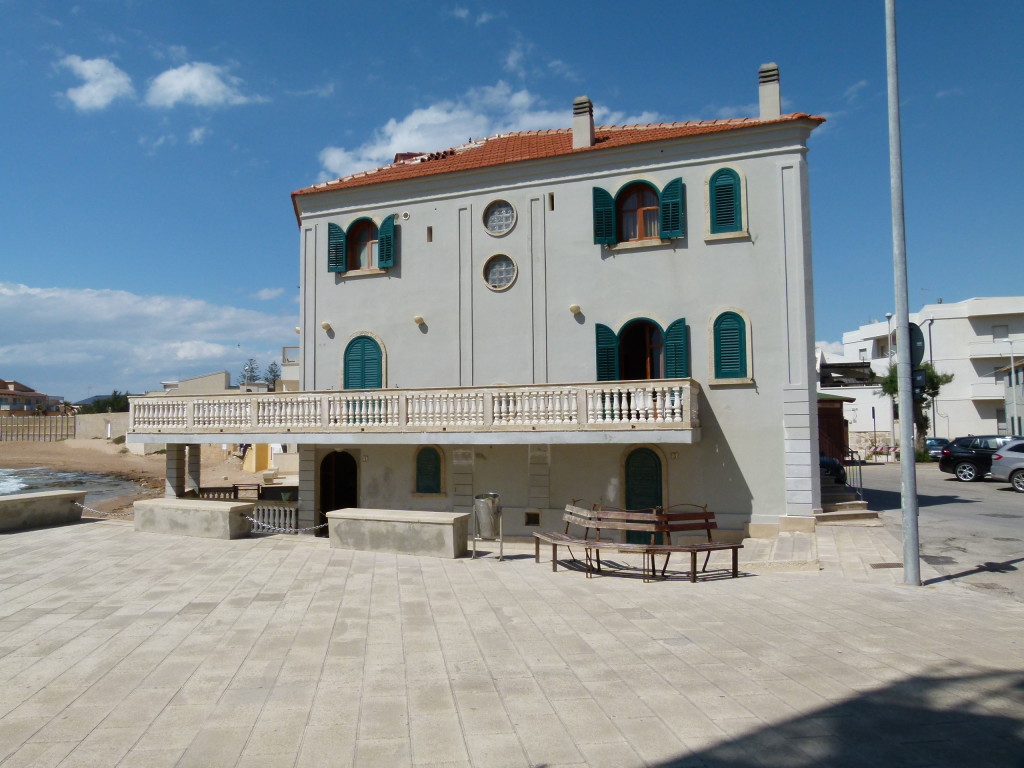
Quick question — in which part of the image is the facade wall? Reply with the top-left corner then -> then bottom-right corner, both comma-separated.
292,123 -> 821,534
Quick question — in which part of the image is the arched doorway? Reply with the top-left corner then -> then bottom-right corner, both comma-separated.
318,451 -> 357,537
619,319 -> 663,380
625,447 -> 663,543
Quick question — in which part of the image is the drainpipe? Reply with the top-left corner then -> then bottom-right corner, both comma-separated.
925,318 -> 935,437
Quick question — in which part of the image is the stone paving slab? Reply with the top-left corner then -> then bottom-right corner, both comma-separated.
0,519 -> 1021,767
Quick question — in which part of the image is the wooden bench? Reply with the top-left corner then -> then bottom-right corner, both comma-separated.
533,503 -> 742,582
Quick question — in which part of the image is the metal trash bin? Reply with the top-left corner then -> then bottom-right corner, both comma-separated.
472,492 -> 503,560
473,492 -> 501,539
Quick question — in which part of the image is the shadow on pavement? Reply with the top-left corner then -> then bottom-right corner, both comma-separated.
650,665 -> 1024,767
861,485 -> 978,511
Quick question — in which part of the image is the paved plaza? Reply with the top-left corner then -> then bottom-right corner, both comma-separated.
1,518 -> 1022,767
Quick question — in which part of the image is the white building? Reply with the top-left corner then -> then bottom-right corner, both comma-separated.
129,64 -> 825,538
822,296 -> 1024,450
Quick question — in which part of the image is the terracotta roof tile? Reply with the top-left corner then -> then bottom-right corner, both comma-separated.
292,113 -> 824,205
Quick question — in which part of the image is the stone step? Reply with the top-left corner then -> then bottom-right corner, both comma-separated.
820,486 -> 858,503
822,500 -> 870,513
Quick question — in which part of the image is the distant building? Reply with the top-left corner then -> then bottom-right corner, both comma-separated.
0,380 -> 63,414
820,296 -> 1024,449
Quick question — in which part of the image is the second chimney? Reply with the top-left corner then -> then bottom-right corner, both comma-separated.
758,63 -> 781,120
572,95 -> 595,149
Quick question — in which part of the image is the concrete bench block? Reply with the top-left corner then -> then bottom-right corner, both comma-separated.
0,490 -> 86,532
327,508 -> 471,558
134,498 -> 254,539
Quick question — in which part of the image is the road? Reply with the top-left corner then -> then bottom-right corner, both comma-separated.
858,460 -> 1024,602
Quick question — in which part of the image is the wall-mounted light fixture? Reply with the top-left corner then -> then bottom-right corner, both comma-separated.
413,315 -> 425,326
294,326 -> 301,334
320,321 -> 332,332
569,304 -> 582,315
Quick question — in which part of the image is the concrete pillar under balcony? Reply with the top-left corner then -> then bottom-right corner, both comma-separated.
186,444 -> 201,496
164,444 -> 186,498
298,445 -> 317,532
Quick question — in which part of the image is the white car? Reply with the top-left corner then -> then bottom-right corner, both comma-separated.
990,439 -> 1024,493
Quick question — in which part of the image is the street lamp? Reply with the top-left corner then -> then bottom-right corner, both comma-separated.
885,312 -> 895,459
1009,338 -> 1020,435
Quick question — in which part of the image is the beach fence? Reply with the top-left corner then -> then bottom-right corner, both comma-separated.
0,414 -> 76,442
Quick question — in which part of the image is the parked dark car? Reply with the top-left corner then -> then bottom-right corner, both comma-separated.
990,439 -> 1024,493
925,437 -> 950,460
938,435 -> 1023,481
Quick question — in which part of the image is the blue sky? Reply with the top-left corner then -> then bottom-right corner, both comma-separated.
2,1 -> 1021,401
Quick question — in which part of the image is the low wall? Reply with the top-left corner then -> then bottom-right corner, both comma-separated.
327,508 -> 470,558
75,412 -> 131,440
0,490 -> 86,532
134,498 -> 254,540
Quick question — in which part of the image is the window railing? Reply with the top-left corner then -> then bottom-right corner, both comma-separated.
129,380 -> 699,435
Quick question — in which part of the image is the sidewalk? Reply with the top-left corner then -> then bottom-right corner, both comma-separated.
0,519 -> 1021,767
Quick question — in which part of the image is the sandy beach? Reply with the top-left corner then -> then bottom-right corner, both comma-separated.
0,439 -> 264,516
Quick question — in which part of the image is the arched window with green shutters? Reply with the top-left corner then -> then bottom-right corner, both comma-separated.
709,168 -> 742,234
415,447 -> 443,494
597,318 -> 689,381
713,311 -> 748,379
592,178 -> 685,244
326,216 -> 399,272
343,335 -> 383,389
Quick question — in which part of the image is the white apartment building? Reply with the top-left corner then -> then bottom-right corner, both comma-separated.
129,64 -> 825,538
822,297 -> 1024,450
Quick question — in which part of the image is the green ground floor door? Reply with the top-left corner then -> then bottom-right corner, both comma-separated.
625,447 -> 663,544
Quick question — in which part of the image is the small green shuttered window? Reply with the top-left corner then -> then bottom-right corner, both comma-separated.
713,312 -> 747,379
592,188 -> 616,244
659,178 -> 686,238
377,214 -> 396,268
343,336 -> 383,389
415,447 -> 442,494
663,319 -> 689,378
328,223 -> 346,273
595,324 -> 620,381
710,169 -> 742,234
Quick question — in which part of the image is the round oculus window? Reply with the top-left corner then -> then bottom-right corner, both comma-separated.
483,200 -> 516,236
483,254 -> 517,291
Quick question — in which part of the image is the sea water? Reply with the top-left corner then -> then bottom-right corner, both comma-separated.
0,467 -> 148,503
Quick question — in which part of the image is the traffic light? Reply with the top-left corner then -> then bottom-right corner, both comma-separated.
911,367 -> 927,402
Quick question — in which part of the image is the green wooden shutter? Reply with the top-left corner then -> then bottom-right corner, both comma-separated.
664,319 -> 689,378
659,178 -> 685,238
344,336 -> 383,389
710,169 -> 741,233
328,223 -> 347,273
592,187 -> 616,244
714,312 -> 747,378
415,448 -> 442,493
377,214 -> 396,268
595,324 -> 619,381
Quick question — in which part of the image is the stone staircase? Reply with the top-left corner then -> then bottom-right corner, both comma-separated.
816,472 -> 878,524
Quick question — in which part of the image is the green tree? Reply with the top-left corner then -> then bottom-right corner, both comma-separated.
265,361 -> 282,391
880,363 -> 954,452
78,390 -> 131,414
238,358 -> 261,386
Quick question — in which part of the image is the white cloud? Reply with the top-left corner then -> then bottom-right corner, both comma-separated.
503,41 -> 531,79
58,55 -> 134,110
251,288 -> 284,300
476,12 -> 495,25
145,62 -> 259,108
188,126 -> 209,144
0,283 -> 294,400
452,6 -> 470,19
318,81 -> 631,180
936,87 -> 963,99
844,79 -> 868,103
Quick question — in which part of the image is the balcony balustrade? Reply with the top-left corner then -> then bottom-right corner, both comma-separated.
129,379 -> 700,441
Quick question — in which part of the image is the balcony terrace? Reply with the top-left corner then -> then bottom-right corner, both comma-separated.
128,379 -> 701,446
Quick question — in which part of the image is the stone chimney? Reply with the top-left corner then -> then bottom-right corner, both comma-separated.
758,63 -> 781,120
572,95 -> 595,149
